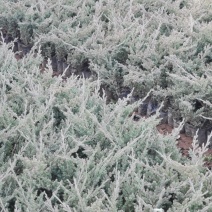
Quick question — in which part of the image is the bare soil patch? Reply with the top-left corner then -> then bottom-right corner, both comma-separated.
157,123 -> 212,169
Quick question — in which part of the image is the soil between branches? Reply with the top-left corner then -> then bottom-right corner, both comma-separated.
156,123 -> 212,169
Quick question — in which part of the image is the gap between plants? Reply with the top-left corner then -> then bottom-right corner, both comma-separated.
130,110 -> 212,170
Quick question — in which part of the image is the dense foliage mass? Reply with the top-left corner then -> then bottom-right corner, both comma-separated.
0,0 -> 212,211
0,0 -> 211,129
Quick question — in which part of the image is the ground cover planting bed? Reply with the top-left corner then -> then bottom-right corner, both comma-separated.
0,0 -> 212,211
12,49 -> 212,170
13,49 -> 212,168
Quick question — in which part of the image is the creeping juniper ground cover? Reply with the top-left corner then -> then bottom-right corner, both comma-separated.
0,0 -> 212,211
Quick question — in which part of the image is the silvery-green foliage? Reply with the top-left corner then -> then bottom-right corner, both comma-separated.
0,0 -> 212,211
0,0 -> 211,104
0,41 -> 212,211
162,51 -> 212,126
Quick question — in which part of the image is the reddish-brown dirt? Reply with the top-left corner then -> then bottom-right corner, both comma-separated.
156,123 -> 212,169
156,123 -> 192,155
132,112 -> 212,169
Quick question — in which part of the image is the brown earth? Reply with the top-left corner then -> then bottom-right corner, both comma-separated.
133,113 -> 193,155
156,123 -> 192,156
132,112 -> 212,169
157,123 -> 212,169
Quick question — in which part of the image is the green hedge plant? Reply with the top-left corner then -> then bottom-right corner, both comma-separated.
1,36 -> 212,211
